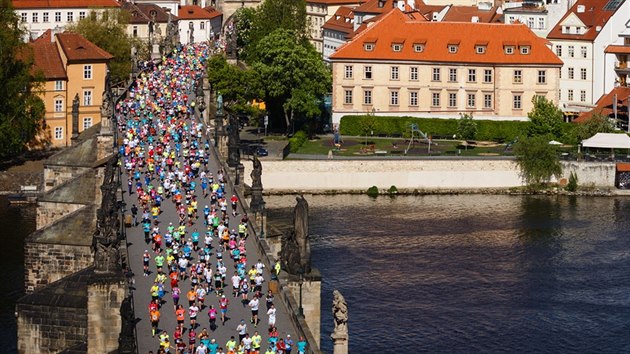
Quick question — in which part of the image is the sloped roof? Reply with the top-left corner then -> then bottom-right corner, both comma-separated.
331,8 -> 563,65
121,1 -> 151,25
12,0 -> 119,9
605,45 -> 630,54
547,0 -> 622,41
441,5 -> 503,23
354,0 -> 396,14
30,30 -> 67,80
307,0 -> 366,4
134,3 -> 177,23
575,87 -> 630,123
178,5 -> 222,20
56,32 -> 113,62
323,6 -> 355,34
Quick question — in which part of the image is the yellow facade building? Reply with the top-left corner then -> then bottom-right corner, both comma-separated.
30,30 -> 112,147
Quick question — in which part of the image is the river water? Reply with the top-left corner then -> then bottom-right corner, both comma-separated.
265,194 -> 630,353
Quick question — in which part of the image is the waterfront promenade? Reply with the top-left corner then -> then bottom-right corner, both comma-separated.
119,44 -> 297,353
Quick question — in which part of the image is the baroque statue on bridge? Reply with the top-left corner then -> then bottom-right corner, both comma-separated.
332,290 -> 348,335
280,195 -> 311,274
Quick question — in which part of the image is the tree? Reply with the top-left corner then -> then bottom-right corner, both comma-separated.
66,10 -> 133,84
527,96 -> 564,139
206,55 -> 261,115
0,2 -> 47,158
358,114 -> 377,146
252,29 -> 331,134
574,112 -> 615,142
457,113 -> 477,141
513,135 -> 562,186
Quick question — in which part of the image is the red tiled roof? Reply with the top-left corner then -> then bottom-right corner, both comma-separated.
307,0 -> 366,4
56,32 -> 113,62
605,45 -> 630,54
134,3 -> 177,23
12,0 -> 119,9
354,0 -> 396,14
121,2 -> 151,25
29,30 -> 67,80
331,9 -> 563,65
547,0 -> 619,41
178,5 -> 222,20
575,87 -> 630,123
203,6 -> 222,19
441,5 -> 502,23
323,6 -> 354,34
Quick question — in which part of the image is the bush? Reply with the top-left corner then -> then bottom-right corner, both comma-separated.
366,186 -> 379,198
339,115 -> 541,142
388,185 -> 398,196
288,130 -> 308,153
566,172 -> 578,192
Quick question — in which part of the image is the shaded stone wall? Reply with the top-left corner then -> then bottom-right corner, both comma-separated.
96,135 -> 114,162
17,303 -> 87,354
44,166 -> 91,192
87,279 -> 126,354
287,277 -> 322,348
24,243 -> 92,293
36,202 -> 84,230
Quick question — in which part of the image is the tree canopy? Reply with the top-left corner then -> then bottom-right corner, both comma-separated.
66,10 -> 134,84
0,2 -> 47,158
527,96 -> 564,139
574,112 -> 616,142
457,113 -> 478,140
514,135 -> 562,186
206,54 -> 262,116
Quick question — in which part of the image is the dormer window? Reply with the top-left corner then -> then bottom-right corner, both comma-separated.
476,45 -> 486,54
505,46 -> 515,54
364,43 -> 374,51
520,46 -> 530,54
392,44 -> 402,52
448,45 -> 458,53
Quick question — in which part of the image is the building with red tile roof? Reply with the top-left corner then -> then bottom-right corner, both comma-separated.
546,0 -> 630,115
575,87 -> 630,127
329,8 -> 562,124
13,0 -> 120,41
177,5 -> 223,44
322,7 -> 355,61
307,0 -> 367,53
28,30 -> 112,147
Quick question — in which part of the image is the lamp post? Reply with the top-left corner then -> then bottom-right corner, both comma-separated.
259,201 -> 266,239
297,267 -> 305,318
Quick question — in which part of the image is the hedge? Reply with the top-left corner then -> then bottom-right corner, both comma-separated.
339,115 -> 537,142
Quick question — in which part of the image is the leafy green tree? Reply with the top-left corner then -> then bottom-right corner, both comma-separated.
252,29 -> 330,134
358,114 -> 377,146
206,55 -> 261,115
0,2 -> 47,158
574,112 -> 615,142
457,113 -> 477,140
527,96 -> 564,139
66,9 -> 133,84
513,135 -> 562,186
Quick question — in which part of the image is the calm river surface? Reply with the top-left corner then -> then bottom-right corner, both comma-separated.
265,194 -> 630,353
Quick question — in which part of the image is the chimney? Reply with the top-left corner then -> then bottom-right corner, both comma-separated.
577,4 -> 585,12
406,0 -> 415,9
471,16 -> 479,22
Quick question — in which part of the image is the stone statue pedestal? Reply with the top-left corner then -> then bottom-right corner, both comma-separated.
151,44 -> 161,60
331,332 -> 348,354
287,270 -> 322,348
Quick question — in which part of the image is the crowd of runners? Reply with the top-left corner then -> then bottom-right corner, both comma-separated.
115,43 -> 307,354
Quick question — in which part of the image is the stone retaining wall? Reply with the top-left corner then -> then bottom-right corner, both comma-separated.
17,303 -> 87,353
25,243 -> 92,293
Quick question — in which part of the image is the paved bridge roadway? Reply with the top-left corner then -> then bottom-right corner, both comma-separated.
120,45 -> 297,353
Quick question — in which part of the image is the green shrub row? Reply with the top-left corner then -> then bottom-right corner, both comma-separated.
289,130 -> 308,153
339,115 -> 550,142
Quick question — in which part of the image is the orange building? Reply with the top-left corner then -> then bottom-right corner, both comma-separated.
29,30 -> 112,147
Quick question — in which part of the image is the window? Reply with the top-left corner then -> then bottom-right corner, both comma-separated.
520,46 -> 530,55
538,18 -> 545,29
54,127 -> 63,140
568,67 -> 574,79
200,22 -> 205,30
484,94 -> 492,109
43,12 -> 48,22
448,68 -> 457,82
344,89 -> 353,104
580,68 -> 587,80
568,89 -> 574,101
432,68 -> 441,81
410,67 -> 418,81
580,90 -> 586,102
83,90 -> 92,106
468,69 -> 476,83
390,91 -> 399,105
67,12 -> 73,22
21,13 -> 27,22
54,99 -> 63,112
83,65 -> 92,79
568,45 -> 574,57
392,44 -> 402,52
476,46 -> 486,54
581,46 -> 587,58
555,45 -> 562,57
344,65 -> 353,79
513,94 -> 522,109
83,117 -> 92,130
390,66 -> 399,80
364,66 -> 372,79
505,46 -> 514,54
448,93 -> 457,108
32,13 -> 38,23
432,92 -> 440,107
526,17 -> 534,28
55,12 -> 61,22
133,26 -> 138,37
364,43 -> 374,51
79,11 -> 86,20
409,91 -> 418,106
414,44 -> 424,52
363,90 -> 372,105
55,80 -> 63,91
484,69 -> 493,83
538,70 -> 546,84
513,70 -> 522,83
467,93 -> 476,108
448,45 -> 458,53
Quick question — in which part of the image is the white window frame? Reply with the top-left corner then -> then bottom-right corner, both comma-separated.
43,12 -> 49,22
390,66 -> 399,80
83,117 -> 93,130
344,65 -> 353,79
67,12 -> 73,22
54,99 -> 63,112
484,69 -> 493,83
344,89 -> 353,104
79,11 -> 86,20
32,12 -> 38,23
568,89 -> 574,101
448,68 -> 457,82
392,44 -> 402,52
513,94 -> 522,109
409,91 -> 418,106
55,80 -> 63,91
555,45 -> 562,57
364,66 -> 372,79
513,70 -> 522,83
83,65 -> 92,79
432,68 -> 440,81
580,68 -> 587,80
21,13 -> 27,23
580,90 -> 586,102
390,90 -> 399,105
414,44 -> 424,53
468,69 -> 476,83
448,92 -> 457,108
467,93 -> 476,108
54,127 -> 63,140
55,12 -> 61,22
581,46 -> 587,58
410,67 -> 418,81
568,67 -> 574,80
483,93 -> 492,109
83,90 -> 92,106
432,92 -> 440,107
520,46 -> 530,55
568,45 -> 574,57
538,70 -> 546,84
363,89 -> 372,105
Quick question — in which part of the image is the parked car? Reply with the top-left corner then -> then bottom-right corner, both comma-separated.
255,147 -> 268,157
